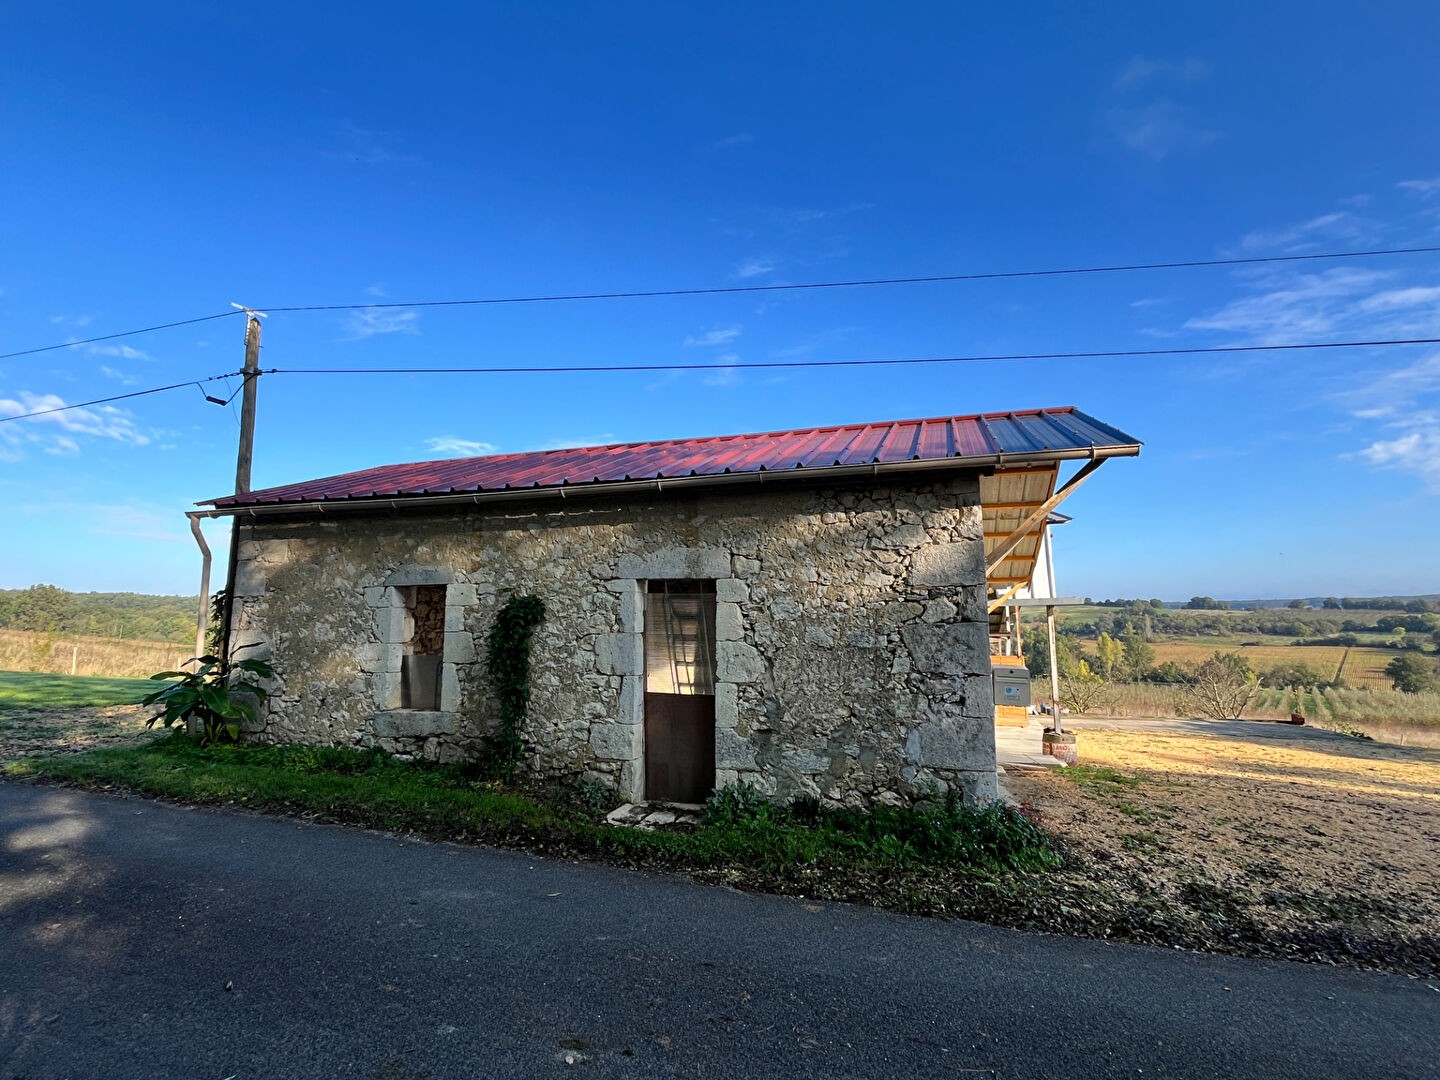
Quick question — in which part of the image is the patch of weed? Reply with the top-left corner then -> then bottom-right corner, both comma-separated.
1119,831 -> 1164,853
1061,764 -> 1142,795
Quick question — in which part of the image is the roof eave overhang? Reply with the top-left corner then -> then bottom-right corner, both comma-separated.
195,443 -> 1141,520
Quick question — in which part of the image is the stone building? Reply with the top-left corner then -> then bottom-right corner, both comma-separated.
200,408 -> 1140,808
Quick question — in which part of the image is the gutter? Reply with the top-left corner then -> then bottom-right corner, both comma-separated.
185,512 -> 212,664
197,444 -> 1142,520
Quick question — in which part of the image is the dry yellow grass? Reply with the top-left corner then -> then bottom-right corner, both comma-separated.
0,628 -> 189,679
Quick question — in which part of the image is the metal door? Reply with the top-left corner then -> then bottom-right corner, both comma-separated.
643,580 -> 717,803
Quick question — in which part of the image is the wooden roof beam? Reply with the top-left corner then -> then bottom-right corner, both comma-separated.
985,457 -> 1105,577
987,582 -> 1025,613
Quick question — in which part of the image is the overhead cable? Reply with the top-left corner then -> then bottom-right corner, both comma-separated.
273,335 -> 1440,376
3,244 -> 1438,362
0,311 -> 241,362
0,373 -> 245,423
261,245 -> 1440,312
5,335 -> 1435,426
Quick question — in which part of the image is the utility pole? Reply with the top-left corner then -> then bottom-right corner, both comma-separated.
232,304 -> 267,494
218,305 -> 267,669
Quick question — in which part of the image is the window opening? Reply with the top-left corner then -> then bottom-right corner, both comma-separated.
401,584 -> 445,709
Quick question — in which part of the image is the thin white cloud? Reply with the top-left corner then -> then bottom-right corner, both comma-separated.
325,124 -> 422,166
98,366 -> 140,385
708,133 -> 753,152
1353,427 -> 1440,491
733,257 -> 777,279
774,203 -> 874,225
0,390 -> 150,461
1354,285 -> 1440,313
50,314 -> 94,328
87,343 -> 156,362
364,283 -> 389,298
1183,267 -> 1394,343
1340,353 -> 1440,491
1114,56 -> 1207,91
424,436 -> 496,458
345,308 -> 420,339
1347,353 -> 1440,405
1108,100 -> 1219,160
702,354 -> 742,388
1398,177 -> 1440,197
1238,211 -> 1379,254
684,325 -> 742,347
770,326 -> 858,359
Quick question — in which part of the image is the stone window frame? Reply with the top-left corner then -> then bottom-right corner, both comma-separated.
593,547 -> 750,802
367,567 -> 478,720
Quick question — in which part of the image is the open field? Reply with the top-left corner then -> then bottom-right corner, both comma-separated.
1091,682 -> 1440,744
1141,640 -> 1396,689
0,628 -> 190,678
0,670 -> 156,709
1006,725 -> 1440,974
0,671 -> 158,759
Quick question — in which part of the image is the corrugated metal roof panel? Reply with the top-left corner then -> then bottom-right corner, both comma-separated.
206,406 -> 1140,509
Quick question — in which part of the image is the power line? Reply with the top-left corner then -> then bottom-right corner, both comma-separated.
4,335 -> 1434,426
0,372 -> 244,424
0,311 -> 241,362
262,245 -> 1440,313
3,244 -> 1438,364
272,335 -> 1440,376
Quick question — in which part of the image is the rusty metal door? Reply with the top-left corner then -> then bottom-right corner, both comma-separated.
644,580 -> 717,803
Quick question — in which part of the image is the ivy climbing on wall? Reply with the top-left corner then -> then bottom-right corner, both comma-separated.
485,594 -> 546,776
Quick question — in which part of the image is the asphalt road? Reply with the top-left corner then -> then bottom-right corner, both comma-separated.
2,782 -> 1436,1080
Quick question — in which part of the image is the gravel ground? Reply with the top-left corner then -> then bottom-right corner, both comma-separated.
1005,726 -> 1440,973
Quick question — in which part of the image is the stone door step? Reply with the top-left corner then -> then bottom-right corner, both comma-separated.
604,802 -> 703,830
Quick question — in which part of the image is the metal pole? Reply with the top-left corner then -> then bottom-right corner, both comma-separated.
1046,604 -> 1062,734
187,512 -> 213,662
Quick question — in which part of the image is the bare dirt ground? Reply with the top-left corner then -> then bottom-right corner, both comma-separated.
0,704 -> 154,760
1006,724 -> 1440,974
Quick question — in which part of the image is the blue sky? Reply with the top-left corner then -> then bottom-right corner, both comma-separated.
2,2 -> 1438,600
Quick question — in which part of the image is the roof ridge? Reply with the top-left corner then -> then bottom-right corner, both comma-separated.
203,405 -> 1132,509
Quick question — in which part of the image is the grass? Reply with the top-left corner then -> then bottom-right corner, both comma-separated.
0,628 -> 189,679
0,670 -> 156,709
3,735 -> 1059,879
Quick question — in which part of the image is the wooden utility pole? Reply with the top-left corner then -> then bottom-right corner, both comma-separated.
233,307 -> 265,494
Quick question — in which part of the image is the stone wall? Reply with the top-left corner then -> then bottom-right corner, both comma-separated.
227,473 -> 998,807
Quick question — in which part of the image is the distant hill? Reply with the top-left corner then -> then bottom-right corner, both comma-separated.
1088,595 -> 1440,612
0,586 -> 196,643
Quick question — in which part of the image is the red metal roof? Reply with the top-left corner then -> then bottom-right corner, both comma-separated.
205,406 -> 1141,511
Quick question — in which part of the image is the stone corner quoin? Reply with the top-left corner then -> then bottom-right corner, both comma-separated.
225,474 -> 999,808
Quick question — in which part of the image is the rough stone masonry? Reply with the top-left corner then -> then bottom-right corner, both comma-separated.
227,473 -> 999,807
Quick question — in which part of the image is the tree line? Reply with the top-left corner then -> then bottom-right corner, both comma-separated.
1088,595 -> 1437,613
1066,608 -> 1439,642
1022,624 -> 1440,707
0,585 -> 196,644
